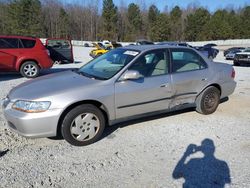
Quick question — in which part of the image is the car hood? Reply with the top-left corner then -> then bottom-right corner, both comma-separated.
8,70 -> 101,100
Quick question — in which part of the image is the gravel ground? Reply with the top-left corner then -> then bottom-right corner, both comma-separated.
0,46 -> 250,188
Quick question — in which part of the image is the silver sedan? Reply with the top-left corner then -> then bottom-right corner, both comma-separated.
2,45 -> 236,146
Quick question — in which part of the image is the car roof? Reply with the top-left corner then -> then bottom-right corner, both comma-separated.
0,35 -> 37,40
122,44 -> 190,52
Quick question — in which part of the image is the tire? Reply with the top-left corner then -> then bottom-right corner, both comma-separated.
233,61 -> 240,66
20,61 -> 40,78
208,56 -> 213,61
61,104 -> 106,146
54,60 -> 62,65
195,86 -> 220,115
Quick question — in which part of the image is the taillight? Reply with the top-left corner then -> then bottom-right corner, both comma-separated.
231,68 -> 235,79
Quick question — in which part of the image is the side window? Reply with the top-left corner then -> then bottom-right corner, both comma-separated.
0,38 -> 19,49
171,49 -> 207,73
128,50 -> 169,77
21,39 -> 36,48
47,40 -> 71,49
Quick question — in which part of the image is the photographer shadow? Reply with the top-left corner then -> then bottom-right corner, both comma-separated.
172,138 -> 231,188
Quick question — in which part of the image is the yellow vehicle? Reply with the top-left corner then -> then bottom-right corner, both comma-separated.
89,42 -> 122,58
89,42 -> 112,58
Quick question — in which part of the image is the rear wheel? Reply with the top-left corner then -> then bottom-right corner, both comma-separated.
233,61 -> 240,66
196,86 -> 220,115
61,104 -> 105,146
20,61 -> 40,78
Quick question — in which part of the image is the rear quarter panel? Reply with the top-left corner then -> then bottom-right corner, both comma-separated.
207,62 -> 236,98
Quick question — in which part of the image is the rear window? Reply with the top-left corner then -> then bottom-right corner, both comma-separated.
47,39 -> 71,49
0,38 -> 19,49
21,39 -> 36,48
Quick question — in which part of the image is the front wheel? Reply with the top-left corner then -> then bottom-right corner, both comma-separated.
61,104 -> 105,146
20,61 -> 40,78
196,86 -> 220,115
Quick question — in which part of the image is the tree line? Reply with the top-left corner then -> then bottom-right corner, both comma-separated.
0,0 -> 250,42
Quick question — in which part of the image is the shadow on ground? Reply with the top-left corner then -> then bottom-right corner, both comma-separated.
172,138 -> 231,188
48,97 -> 229,143
0,149 -> 9,158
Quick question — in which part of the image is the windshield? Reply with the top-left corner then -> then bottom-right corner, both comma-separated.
244,48 -> 250,52
78,49 -> 139,80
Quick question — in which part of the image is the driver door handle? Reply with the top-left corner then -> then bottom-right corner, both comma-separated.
160,84 -> 168,88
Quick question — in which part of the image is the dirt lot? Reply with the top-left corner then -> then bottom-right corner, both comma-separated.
0,46 -> 250,188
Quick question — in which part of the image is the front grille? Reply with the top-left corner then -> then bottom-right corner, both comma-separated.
238,54 -> 248,59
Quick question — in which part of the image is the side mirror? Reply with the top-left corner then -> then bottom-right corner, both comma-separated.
120,70 -> 143,81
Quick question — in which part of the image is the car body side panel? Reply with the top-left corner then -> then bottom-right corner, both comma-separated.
0,51 -> 16,71
114,75 -> 173,119
170,69 -> 210,108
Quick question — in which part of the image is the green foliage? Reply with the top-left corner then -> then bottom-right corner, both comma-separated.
58,8 -> 70,38
148,5 -> 160,26
201,10 -> 233,40
170,6 -> 183,41
126,3 -> 142,41
7,0 -> 43,37
101,0 -> 118,40
185,8 -> 210,41
240,6 -> 250,38
150,13 -> 171,41
0,1 -> 249,41
0,2 -> 8,34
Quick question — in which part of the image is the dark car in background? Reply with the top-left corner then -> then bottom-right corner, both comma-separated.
158,42 -> 219,59
195,46 -> 219,60
45,38 -> 74,64
224,47 -> 245,56
225,49 -> 245,60
136,40 -> 154,45
233,48 -> 250,66
0,35 -> 53,78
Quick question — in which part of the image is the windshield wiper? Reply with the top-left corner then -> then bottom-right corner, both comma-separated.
77,71 -> 107,80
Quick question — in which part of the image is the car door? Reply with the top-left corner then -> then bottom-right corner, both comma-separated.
0,38 -> 19,71
169,48 -> 209,108
115,49 -> 173,119
46,39 -> 74,63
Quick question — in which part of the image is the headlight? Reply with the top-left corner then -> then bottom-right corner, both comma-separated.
12,100 -> 51,113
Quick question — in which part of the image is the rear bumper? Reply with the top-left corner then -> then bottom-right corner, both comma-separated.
220,80 -> 237,99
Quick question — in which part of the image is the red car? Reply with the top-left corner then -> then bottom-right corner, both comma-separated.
0,36 -> 53,78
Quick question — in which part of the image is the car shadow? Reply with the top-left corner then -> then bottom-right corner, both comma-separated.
102,107 -> 195,140
0,149 -> 9,158
48,97 -> 230,142
102,97 -> 229,139
48,108 -> 195,142
0,73 -> 23,82
172,138 -> 231,187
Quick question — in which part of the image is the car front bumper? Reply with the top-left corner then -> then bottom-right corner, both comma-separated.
234,58 -> 250,64
2,99 -> 62,138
